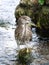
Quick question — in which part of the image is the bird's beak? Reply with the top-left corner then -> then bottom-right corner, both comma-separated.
29,22 -> 37,27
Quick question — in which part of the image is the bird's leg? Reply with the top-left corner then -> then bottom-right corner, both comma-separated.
17,40 -> 20,51
25,41 -> 29,52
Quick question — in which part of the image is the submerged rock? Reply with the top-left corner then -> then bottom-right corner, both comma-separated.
18,48 -> 33,64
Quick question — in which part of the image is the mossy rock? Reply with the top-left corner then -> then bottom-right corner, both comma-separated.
20,0 -> 38,6
37,6 -> 49,29
36,6 -> 49,37
18,48 -> 33,64
15,3 -> 41,24
15,5 -> 25,21
46,0 -> 49,5
14,0 -> 49,37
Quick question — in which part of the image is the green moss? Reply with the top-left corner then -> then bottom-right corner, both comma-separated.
20,0 -> 38,6
15,6 -> 35,21
15,6 -> 25,20
18,48 -> 33,64
42,6 -> 49,15
38,0 -> 45,5
36,6 -> 49,30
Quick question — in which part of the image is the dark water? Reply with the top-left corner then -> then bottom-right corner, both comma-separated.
0,0 -> 49,65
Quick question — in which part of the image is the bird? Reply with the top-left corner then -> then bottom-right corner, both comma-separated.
15,16 -> 33,46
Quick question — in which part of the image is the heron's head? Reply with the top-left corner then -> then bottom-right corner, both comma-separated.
17,16 -> 31,26
17,16 -> 36,27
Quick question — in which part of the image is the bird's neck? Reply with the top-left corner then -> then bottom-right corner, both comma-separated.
22,24 -> 31,35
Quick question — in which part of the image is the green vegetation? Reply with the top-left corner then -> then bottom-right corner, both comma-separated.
38,0 -> 45,5
18,48 -> 33,64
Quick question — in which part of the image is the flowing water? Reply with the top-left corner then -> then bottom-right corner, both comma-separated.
0,0 -> 49,65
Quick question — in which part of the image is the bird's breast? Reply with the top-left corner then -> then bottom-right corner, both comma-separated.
22,25 -> 32,41
15,25 -> 32,42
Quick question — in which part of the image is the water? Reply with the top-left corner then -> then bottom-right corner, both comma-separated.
0,0 -> 49,65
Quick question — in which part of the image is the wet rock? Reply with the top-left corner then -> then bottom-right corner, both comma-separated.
15,0 -> 49,37
46,0 -> 49,5
20,0 -> 38,6
45,55 -> 49,60
37,6 -> 49,28
15,0 -> 41,23
18,48 -> 33,64
36,6 -> 49,37
34,58 -> 49,64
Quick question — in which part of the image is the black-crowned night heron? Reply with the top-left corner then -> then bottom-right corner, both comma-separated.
15,15 -> 32,43
15,16 -> 37,60
15,16 -> 36,50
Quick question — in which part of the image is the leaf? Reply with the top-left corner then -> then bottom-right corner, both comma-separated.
38,0 -> 44,5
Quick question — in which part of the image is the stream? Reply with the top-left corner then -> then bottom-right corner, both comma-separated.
0,0 -> 49,65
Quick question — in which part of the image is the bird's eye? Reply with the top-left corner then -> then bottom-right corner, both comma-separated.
27,23 -> 29,24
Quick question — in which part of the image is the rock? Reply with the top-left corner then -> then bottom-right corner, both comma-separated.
36,6 -> 49,37
20,0 -> 38,6
37,6 -> 49,29
15,0 -> 49,37
15,0 -> 42,23
46,0 -> 49,5
18,48 -> 33,64
15,3 -> 41,23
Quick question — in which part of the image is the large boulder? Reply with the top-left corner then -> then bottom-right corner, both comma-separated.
37,6 -> 49,29
15,6 -> 41,22
36,6 -> 49,37
15,0 -> 41,23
